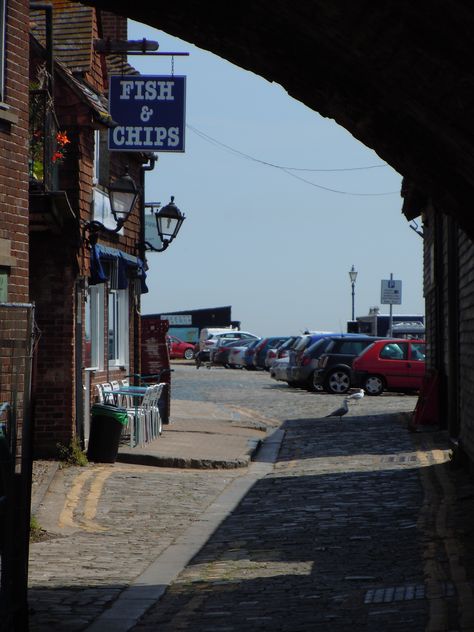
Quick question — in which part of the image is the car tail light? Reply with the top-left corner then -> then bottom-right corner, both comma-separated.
301,356 -> 311,367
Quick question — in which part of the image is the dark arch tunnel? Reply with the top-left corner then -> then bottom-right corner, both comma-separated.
82,0 -> 474,239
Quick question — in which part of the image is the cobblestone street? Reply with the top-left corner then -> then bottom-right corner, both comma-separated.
28,364 -> 474,631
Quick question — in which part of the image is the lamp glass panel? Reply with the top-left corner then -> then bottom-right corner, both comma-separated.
157,214 -> 179,239
110,190 -> 135,219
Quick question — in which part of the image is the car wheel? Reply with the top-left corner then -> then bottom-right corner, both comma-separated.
184,348 -> 194,360
364,375 -> 385,396
325,369 -> 350,394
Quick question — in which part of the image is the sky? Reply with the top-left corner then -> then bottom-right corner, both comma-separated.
127,20 -> 424,338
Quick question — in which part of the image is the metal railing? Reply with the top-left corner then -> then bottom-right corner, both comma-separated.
29,89 -> 60,192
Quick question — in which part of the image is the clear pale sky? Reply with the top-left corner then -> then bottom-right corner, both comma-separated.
127,20 -> 424,337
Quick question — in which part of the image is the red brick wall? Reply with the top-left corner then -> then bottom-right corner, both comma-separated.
29,234 -> 77,456
0,0 -> 29,302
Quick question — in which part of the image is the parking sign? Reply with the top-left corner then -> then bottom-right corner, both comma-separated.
381,279 -> 402,304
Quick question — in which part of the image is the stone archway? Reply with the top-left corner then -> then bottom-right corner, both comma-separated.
82,1 -> 474,237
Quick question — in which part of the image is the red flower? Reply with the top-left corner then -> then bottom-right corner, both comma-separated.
56,131 -> 70,147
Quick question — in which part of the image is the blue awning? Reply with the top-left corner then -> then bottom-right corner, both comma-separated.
90,244 -> 148,293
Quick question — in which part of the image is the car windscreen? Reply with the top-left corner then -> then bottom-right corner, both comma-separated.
305,338 -> 332,358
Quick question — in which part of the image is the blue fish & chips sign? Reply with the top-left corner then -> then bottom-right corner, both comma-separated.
108,75 -> 186,152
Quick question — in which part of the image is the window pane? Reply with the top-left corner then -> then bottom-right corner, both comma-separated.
108,290 -> 118,361
86,285 -> 103,369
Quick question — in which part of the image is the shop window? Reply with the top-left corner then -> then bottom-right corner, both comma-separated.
85,284 -> 104,369
108,288 -> 129,368
0,0 -> 6,104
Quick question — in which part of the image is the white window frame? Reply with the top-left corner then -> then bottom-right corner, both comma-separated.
86,284 -> 104,370
0,0 -> 6,105
93,130 -> 123,232
108,288 -> 129,369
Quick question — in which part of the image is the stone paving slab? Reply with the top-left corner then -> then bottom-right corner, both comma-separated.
117,399 -> 272,469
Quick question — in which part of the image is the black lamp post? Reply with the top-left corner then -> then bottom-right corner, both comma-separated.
349,265 -> 358,321
153,196 -> 186,252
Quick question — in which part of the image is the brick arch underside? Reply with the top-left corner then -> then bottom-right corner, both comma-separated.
82,0 -> 474,236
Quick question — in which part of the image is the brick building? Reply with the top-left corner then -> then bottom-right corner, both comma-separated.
402,183 -> 474,465
29,2 -> 153,455
0,0 -> 29,303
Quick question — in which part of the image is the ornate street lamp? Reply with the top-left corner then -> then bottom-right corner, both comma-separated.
108,169 -> 140,230
153,196 -> 186,252
349,265 -> 358,321
83,169 -> 140,243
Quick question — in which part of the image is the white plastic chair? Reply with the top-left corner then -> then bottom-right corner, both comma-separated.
94,384 -> 105,403
130,384 -> 164,445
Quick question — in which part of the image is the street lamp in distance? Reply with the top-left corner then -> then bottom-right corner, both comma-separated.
349,265 -> 358,321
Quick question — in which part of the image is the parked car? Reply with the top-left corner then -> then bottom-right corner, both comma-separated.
288,336 -> 340,390
241,338 -> 263,370
168,335 -> 195,360
199,329 -> 259,362
313,335 -> 381,394
227,338 -> 260,368
252,336 -> 289,370
289,333 -> 368,390
292,332 -> 337,365
351,338 -> 426,395
269,336 -> 304,383
264,337 -> 291,369
271,334 -> 336,387
212,338 -> 252,367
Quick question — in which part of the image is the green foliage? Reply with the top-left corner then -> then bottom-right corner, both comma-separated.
30,514 -> 47,543
56,436 -> 88,467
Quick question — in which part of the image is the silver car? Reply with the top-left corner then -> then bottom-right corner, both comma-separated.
288,337 -> 340,390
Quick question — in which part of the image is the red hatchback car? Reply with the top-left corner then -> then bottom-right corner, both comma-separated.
351,338 -> 425,396
168,335 -> 195,360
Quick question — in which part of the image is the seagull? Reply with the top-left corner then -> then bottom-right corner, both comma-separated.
347,389 -> 365,401
326,398 -> 350,421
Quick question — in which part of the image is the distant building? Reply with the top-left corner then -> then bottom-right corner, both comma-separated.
142,306 -> 240,344
348,307 -> 424,337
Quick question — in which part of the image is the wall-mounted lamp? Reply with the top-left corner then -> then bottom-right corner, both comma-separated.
83,169 -> 139,242
141,197 -> 186,253
108,170 -> 139,229
155,197 -> 185,250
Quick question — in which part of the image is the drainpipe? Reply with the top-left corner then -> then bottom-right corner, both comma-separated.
30,3 -> 54,95
138,154 -> 157,261
133,155 -> 157,383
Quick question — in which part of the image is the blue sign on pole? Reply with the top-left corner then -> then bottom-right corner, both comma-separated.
108,75 -> 186,152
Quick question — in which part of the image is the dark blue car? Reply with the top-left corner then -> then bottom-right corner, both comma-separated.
252,336 -> 290,370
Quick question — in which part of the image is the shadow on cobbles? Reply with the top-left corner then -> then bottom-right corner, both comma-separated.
130,466 -> 432,631
128,414 -> 469,632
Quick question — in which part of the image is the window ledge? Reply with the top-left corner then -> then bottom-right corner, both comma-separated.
0,106 -> 19,125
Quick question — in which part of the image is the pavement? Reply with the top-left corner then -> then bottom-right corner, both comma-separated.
27,391 -> 474,632
116,398 -> 279,469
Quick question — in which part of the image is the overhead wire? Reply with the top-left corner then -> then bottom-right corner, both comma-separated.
187,124 -> 400,196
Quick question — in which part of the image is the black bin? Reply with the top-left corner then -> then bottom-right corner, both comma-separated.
87,404 -> 128,463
